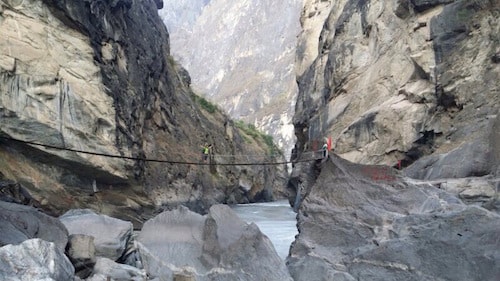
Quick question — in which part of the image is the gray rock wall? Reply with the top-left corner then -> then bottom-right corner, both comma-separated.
289,2 -> 500,278
287,155 -> 500,281
293,0 -> 499,179
0,0 -> 287,219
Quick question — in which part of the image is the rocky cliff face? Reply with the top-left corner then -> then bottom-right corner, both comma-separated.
294,0 -> 499,179
287,1 -> 500,279
159,0 -> 302,153
287,155 -> 500,281
0,0 -> 287,225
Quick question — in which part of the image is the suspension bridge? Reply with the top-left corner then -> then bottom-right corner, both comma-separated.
0,135 -> 327,166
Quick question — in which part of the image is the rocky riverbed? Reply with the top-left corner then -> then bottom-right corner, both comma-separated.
0,200 -> 292,281
2,153 -> 498,280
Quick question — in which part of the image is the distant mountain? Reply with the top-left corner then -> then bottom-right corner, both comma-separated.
160,0 -> 210,34
159,0 -> 302,155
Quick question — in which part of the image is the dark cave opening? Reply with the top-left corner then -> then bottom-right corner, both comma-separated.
398,130 -> 440,168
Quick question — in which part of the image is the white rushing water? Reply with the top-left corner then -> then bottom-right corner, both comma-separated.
231,200 -> 297,260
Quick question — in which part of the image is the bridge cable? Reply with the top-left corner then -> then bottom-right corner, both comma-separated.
0,135 -> 320,166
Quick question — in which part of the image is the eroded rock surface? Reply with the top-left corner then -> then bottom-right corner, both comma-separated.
293,0 -> 499,178
0,238 -> 75,281
89,257 -> 147,281
59,209 -> 133,261
137,204 -> 292,281
66,234 -> 97,279
0,201 -> 68,250
287,155 -> 500,281
289,2 -> 500,278
0,0 -> 287,221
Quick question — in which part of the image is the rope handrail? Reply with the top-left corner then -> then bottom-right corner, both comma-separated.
0,135 -> 326,166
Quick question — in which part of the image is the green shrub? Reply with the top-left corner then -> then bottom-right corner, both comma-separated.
190,93 -> 217,113
234,120 -> 281,155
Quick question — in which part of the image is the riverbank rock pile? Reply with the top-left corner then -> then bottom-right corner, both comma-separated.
137,204 -> 291,281
287,155 -> 500,281
0,201 -> 291,281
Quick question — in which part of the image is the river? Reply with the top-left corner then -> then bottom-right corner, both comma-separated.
231,200 -> 297,260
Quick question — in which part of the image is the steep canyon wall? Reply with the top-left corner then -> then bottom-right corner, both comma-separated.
287,1 -> 500,279
294,0 -> 499,179
0,0 -> 287,224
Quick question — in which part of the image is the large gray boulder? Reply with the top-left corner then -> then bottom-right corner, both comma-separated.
137,206 -> 206,280
59,209 -> 133,261
87,257 -> 147,281
0,201 -> 68,250
66,234 -> 96,279
287,155 -> 500,281
137,205 -> 292,281
410,177 -> 500,214
0,238 -> 74,281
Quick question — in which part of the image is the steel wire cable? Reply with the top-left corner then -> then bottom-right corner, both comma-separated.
0,135 -> 324,166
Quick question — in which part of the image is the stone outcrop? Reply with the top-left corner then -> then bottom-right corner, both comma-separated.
287,155 -> 500,281
0,238 -> 75,281
0,200 -> 68,250
66,234 -> 96,279
405,114 -> 499,179
89,257 -> 147,281
411,176 -> 499,214
159,0 -> 302,153
0,0 -> 287,221
0,201 -> 151,280
59,209 -> 133,261
137,204 -> 292,281
293,0 -> 499,179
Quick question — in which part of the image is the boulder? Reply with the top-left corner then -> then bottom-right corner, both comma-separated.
416,177 -> 499,213
137,205 -> 292,281
59,209 -> 133,261
201,204 -> 289,280
137,206 -> 206,280
0,238 -> 74,281
66,234 -> 96,279
287,155 -> 500,281
404,139 -> 493,179
0,201 -> 68,250
88,257 -> 146,281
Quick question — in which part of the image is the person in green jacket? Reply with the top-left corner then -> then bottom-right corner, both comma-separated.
202,143 -> 211,162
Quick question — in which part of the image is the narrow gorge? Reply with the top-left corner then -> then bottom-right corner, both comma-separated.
1,0 -> 499,280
